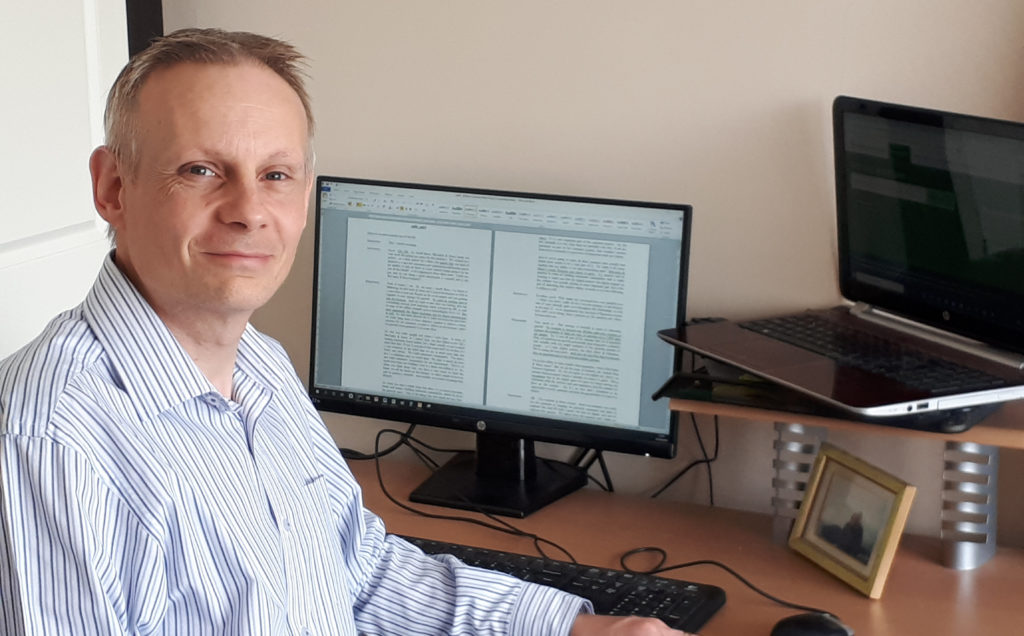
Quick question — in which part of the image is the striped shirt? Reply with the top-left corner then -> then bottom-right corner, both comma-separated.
0,254 -> 589,635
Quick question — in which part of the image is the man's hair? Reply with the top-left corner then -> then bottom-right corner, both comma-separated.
103,27 -> 315,174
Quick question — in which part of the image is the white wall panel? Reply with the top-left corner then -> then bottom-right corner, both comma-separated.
1,0 -> 126,358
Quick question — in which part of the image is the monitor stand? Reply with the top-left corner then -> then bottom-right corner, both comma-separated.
409,432 -> 588,518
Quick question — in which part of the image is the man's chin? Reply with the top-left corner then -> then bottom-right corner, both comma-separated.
199,285 -> 279,321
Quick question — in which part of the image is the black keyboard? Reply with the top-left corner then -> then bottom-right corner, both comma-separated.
400,534 -> 726,633
740,314 -> 1005,394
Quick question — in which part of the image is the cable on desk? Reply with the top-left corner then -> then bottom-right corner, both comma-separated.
369,428 -> 579,563
394,432 -> 448,470
619,546 -> 836,618
364,428 -> 845,624
649,351 -> 722,503
694,413 -> 718,505
650,412 -> 719,502
571,448 -> 614,492
339,423 -> 417,461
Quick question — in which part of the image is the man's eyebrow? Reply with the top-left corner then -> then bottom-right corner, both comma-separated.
264,150 -> 305,163
184,148 -> 306,166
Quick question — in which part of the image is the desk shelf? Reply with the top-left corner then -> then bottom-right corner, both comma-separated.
667,398 -> 1024,449
669,398 -> 1024,570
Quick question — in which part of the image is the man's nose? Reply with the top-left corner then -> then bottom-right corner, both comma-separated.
218,179 -> 268,228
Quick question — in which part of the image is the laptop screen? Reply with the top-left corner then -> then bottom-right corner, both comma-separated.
834,96 -> 1024,354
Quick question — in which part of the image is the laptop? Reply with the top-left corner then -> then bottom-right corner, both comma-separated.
659,95 -> 1024,419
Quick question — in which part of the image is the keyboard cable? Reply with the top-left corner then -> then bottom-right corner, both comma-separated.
620,545 -> 836,617
366,427 -> 580,562
358,430 -> 842,623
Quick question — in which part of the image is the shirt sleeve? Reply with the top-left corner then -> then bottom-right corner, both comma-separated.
0,433 -> 165,635
309,426 -> 592,636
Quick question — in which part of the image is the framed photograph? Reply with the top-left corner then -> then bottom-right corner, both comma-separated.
789,443 -> 916,599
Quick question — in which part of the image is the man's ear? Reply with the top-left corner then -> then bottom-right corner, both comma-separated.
89,146 -> 126,229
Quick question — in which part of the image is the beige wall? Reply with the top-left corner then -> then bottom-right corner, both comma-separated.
164,1 -> 1024,544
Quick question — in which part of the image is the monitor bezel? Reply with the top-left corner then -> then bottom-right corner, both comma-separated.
308,176 -> 690,459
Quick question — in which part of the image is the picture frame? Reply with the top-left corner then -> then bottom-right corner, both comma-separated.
788,443 -> 916,599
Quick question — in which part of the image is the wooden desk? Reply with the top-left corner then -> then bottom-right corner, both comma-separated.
351,458 -> 1023,634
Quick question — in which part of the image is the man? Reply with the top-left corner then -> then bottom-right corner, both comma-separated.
0,28 -> 690,635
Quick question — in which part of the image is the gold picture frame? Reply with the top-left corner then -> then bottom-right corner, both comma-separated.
789,443 -> 916,599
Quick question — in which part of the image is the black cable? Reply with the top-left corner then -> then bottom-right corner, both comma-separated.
595,451 -> 613,492
367,428 -> 838,620
619,546 -> 837,617
470,502 -> 576,562
650,351 -> 721,501
691,413 -> 719,506
572,449 -> 614,492
691,354 -> 719,504
369,428 -> 578,563
339,423 -> 417,460
398,434 -> 453,470
650,413 -> 719,500
646,354 -> 840,617
400,432 -> 470,456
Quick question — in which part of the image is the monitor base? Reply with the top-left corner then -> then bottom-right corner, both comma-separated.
409,442 -> 587,518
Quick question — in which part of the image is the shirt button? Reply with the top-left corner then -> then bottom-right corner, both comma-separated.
281,517 -> 292,533
300,628 -> 312,636
201,393 -> 227,410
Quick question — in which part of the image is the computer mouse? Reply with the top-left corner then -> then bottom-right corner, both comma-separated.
770,612 -> 854,636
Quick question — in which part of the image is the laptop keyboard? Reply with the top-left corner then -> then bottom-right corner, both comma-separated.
400,534 -> 725,633
739,313 -> 1006,394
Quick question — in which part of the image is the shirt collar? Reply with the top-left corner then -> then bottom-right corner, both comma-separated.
82,253 -> 292,420
236,324 -> 289,393
82,253 -> 220,420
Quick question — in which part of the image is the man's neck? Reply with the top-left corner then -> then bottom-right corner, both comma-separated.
109,253 -> 250,397
163,315 -> 247,397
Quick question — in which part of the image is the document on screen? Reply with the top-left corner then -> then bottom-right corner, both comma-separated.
486,233 -> 650,427
340,217 -> 492,404
339,217 -> 650,425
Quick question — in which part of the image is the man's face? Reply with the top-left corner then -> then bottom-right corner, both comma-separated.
101,62 -> 312,326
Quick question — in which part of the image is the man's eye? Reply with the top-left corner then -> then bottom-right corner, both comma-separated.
188,165 -> 216,177
265,171 -> 289,181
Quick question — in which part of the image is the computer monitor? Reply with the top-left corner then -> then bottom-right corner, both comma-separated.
309,177 -> 691,517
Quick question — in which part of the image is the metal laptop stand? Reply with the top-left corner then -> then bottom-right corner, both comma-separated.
654,367 -> 1002,571
772,422 -> 998,570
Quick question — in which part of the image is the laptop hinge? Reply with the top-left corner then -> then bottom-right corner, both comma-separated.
849,302 -> 1024,371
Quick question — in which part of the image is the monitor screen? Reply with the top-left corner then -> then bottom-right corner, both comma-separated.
310,177 -> 691,516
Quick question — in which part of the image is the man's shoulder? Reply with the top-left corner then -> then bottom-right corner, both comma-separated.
1,307 -> 106,437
